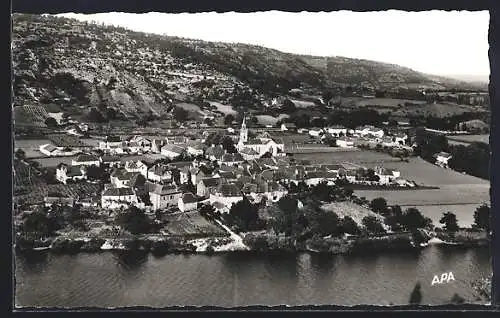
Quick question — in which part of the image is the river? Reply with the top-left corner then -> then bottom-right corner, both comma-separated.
14,246 -> 491,308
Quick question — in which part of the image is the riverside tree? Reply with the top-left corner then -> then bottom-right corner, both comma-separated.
370,197 -> 389,216
115,206 -> 154,235
439,212 -> 460,232
473,204 -> 490,232
362,215 -> 386,234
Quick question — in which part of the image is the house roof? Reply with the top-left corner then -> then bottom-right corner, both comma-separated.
42,144 -> 59,153
161,144 -> 185,154
436,151 -> 452,158
75,154 -> 99,162
106,135 -> 121,142
152,184 -> 181,195
149,164 -> 171,176
239,147 -> 259,155
222,153 -> 244,162
181,192 -> 197,203
67,166 -> 85,177
219,183 -> 241,197
100,155 -> 121,163
102,187 -> 135,197
206,145 -> 225,158
200,177 -> 221,187
219,171 -> 237,179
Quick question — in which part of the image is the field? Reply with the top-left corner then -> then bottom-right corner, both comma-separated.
162,211 -> 227,238
400,103 -> 478,118
14,105 -> 50,127
354,98 -> 427,108
14,183 -> 103,205
447,134 -> 489,145
289,99 -> 316,108
255,114 -> 289,126
14,160 -> 42,187
176,102 -> 201,112
47,134 -> 88,147
207,101 -> 237,115
322,201 -> 385,228
33,156 -> 76,167
14,139 -> 54,158
81,138 -> 101,147
293,149 -> 489,227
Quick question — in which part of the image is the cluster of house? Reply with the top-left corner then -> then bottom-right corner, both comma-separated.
434,151 -> 453,168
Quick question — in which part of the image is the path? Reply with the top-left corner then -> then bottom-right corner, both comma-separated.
214,219 -> 249,251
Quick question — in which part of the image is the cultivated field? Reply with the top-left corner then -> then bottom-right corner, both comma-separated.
81,138 -> 101,147
14,139 -> 54,158
162,211 -> 227,238
206,101 -> 237,115
447,134 -> 489,145
33,156 -> 76,167
14,183 -> 103,205
14,105 -> 50,127
47,134 -> 88,147
400,103 -> 478,117
292,149 -> 403,166
322,201 -> 385,228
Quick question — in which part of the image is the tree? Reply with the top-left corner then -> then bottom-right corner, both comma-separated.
439,212 -> 459,232
221,136 -> 237,153
340,216 -> 361,235
401,208 -> 433,232
370,197 -> 389,216
224,114 -> 235,126
85,165 -> 105,181
45,117 -> 58,128
281,99 -> 297,114
115,206 -> 154,235
88,107 -> 107,123
362,216 -> 386,234
228,196 -> 262,231
15,149 -> 26,160
173,107 -> 189,122
409,282 -> 422,305
306,206 -> 342,237
473,204 -> 490,232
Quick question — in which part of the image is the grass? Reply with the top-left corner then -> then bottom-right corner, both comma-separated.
14,139 -> 55,158
33,156 -> 76,167
176,102 -> 201,112
355,98 -> 427,108
48,134 -> 87,147
321,201 -> 385,228
255,114 -> 289,126
14,182 -> 103,205
447,134 -> 489,145
206,101 -> 237,115
162,211 -> 227,238
292,150 -> 402,166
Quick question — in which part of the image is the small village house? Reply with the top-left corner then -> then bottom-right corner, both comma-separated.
56,163 -> 86,184
197,177 -> 222,198
147,164 -> 173,183
39,144 -> 62,157
375,167 -> 401,185
71,154 -> 100,167
151,139 -> 166,153
99,136 -> 126,153
186,143 -> 205,157
149,184 -> 183,211
327,125 -> 348,136
178,192 -> 198,212
124,160 -> 149,177
435,152 -> 453,168
101,187 -> 138,209
99,155 -> 121,168
308,128 -> 323,137
160,144 -> 186,159
336,137 -> 355,148
209,183 -> 244,210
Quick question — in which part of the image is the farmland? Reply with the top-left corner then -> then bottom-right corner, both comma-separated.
47,134 -> 88,147
14,182 -> 103,205
33,156 -> 76,167
14,105 -> 50,127
14,138 -> 54,158
322,201 -> 385,228
255,114 -> 289,127
207,101 -> 237,115
162,211 -> 228,238
292,149 -> 403,166
447,134 -> 489,145
176,102 -> 201,113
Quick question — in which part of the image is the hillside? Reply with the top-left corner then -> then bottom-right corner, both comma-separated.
11,13 -> 487,127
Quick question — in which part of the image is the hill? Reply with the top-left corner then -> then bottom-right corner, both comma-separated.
11,14 -> 487,128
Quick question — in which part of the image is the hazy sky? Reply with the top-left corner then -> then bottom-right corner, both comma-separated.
58,11 -> 490,77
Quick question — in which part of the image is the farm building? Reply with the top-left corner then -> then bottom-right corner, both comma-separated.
178,192 -> 198,212
160,144 -> 186,159
39,144 -> 62,156
56,163 -> 87,184
101,187 -> 138,209
72,154 -> 100,167
149,184 -> 182,211
336,137 -> 355,148
434,152 -> 453,168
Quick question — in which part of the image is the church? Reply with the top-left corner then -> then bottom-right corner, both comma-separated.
237,116 -> 285,157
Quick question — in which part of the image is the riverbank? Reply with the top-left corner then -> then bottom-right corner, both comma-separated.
14,229 -> 489,255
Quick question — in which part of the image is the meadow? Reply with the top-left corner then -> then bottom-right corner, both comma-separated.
162,211 -> 227,238
447,134 -> 489,145
14,139 -> 54,158
206,101 -> 237,115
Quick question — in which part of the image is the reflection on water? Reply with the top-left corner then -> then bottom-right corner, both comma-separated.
15,247 -> 491,308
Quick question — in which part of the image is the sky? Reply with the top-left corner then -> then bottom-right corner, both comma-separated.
58,11 -> 490,78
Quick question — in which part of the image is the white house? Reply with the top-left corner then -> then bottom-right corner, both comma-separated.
435,152 -> 453,167
336,137 -> 355,148
178,192 -> 198,212
355,125 -> 384,138
147,164 -> 173,183
39,144 -> 62,157
124,160 -> 149,176
187,143 -> 204,157
101,187 -> 138,209
393,133 -> 408,145
297,128 -> 309,134
149,184 -> 182,211
71,154 -> 100,167
208,183 -> 244,210
375,167 -> 401,185
327,125 -> 348,136
99,136 -> 125,153
127,135 -> 152,153
100,155 -> 121,167
55,163 -> 86,184
197,177 -> 222,197
160,144 -> 185,159
308,128 -> 323,137
65,125 -> 85,137
239,147 -> 260,161
281,122 -> 297,132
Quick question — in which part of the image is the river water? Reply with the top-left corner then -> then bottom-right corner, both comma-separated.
14,247 -> 491,308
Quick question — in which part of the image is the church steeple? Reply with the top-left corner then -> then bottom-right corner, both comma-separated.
239,115 -> 248,144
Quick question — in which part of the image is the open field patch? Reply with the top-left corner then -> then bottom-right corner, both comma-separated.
400,103 -> 478,118
14,105 -> 49,127
176,102 -> 201,112
48,134 -> 87,147
292,149 -> 401,166
162,211 -> 227,238
33,156 -> 77,167
14,183 -> 103,205
14,139 -> 54,158
206,101 -> 237,115
255,114 -> 289,126
447,134 -> 489,145
355,98 -> 427,108
322,201 -> 385,228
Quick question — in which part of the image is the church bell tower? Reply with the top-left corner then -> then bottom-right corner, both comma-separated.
239,115 -> 248,144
